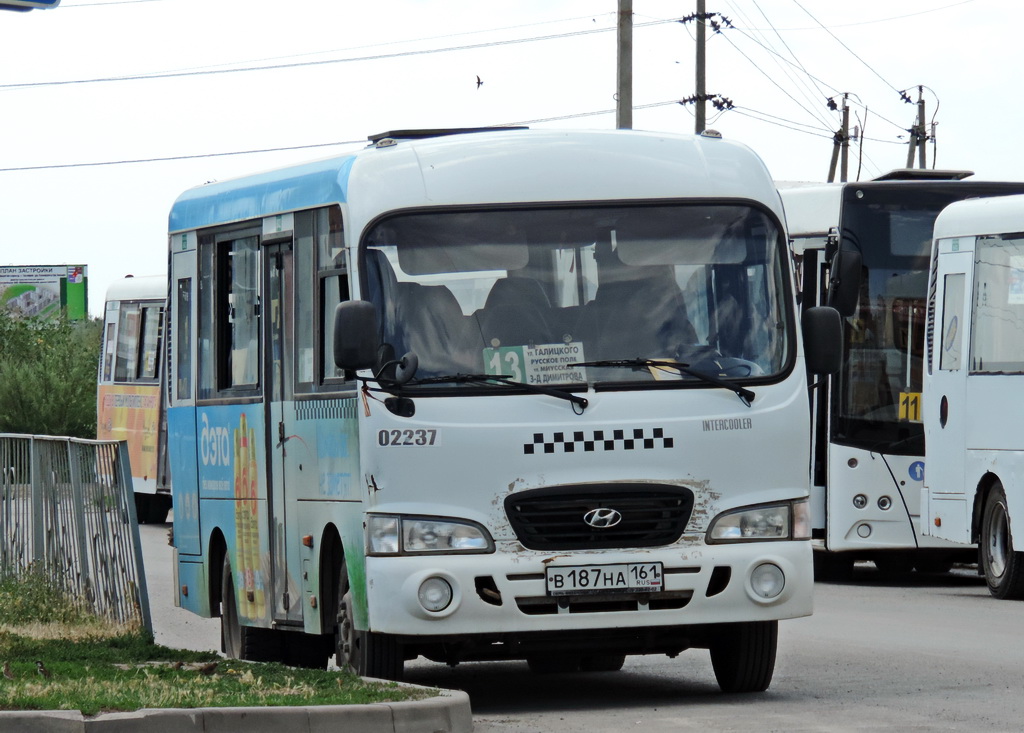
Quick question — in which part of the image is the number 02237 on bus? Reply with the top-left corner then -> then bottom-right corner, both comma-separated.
546,562 -> 663,596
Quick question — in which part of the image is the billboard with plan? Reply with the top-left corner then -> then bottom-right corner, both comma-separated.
0,265 -> 88,320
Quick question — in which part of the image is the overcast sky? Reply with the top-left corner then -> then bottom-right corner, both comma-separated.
0,0 -> 1011,316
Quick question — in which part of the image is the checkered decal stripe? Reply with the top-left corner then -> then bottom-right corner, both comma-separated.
524,428 -> 673,454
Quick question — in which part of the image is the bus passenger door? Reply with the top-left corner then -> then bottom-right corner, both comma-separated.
801,244 -> 829,538
263,242 -> 302,622
924,245 -> 972,542
169,248 -> 201,558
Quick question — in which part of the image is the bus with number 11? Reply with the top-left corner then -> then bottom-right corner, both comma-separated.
780,171 -> 1024,578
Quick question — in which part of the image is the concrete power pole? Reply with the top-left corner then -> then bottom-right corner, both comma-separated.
827,95 -> 850,183
695,0 -> 706,133
616,0 -> 633,130
905,86 -> 927,169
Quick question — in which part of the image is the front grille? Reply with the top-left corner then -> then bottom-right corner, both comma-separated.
504,483 -> 694,550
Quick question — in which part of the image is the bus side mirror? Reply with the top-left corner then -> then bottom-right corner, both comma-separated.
802,306 -> 843,375
333,300 -> 380,371
827,244 -> 862,318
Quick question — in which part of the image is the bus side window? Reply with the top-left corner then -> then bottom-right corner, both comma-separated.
176,279 -> 192,400
101,321 -> 116,382
939,273 -> 964,371
318,206 -> 349,384
295,212 -> 316,389
114,303 -> 141,382
198,232 -> 261,398
294,205 -> 349,392
136,304 -> 162,381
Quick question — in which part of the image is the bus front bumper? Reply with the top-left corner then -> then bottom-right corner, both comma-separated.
363,540 -> 813,639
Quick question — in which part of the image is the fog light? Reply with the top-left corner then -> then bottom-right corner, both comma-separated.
853,494 -> 868,509
857,523 -> 872,538
878,496 -> 892,510
417,577 -> 453,612
750,563 -> 785,599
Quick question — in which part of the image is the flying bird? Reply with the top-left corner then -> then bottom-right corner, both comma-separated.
3,661 -> 13,680
35,660 -> 52,679
476,75 -> 483,89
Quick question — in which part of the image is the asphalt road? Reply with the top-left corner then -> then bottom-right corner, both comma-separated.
140,523 -> 1023,732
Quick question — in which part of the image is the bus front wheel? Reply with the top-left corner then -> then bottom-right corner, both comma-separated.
981,482 -> 1024,599
709,620 -> 777,693
335,563 -> 403,680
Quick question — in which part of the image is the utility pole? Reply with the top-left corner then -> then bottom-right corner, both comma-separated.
695,0 -> 706,133
616,0 -> 633,130
906,86 -> 927,169
827,94 -> 850,183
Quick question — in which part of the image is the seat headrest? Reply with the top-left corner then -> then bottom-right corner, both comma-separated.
485,278 -> 551,310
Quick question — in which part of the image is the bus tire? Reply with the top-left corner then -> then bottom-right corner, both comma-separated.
220,554 -> 281,662
981,482 -> 1024,600
709,620 -> 777,693
335,562 -> 403,680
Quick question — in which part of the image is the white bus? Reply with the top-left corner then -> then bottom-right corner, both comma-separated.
167,127 -> 840,691
97,274 -> 171,523
924,193 -> 1024,599
780,173 -> 1024,579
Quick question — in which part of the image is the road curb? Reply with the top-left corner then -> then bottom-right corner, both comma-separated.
0,684 -> 472,733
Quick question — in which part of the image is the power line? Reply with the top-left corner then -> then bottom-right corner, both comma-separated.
724,0 -> 834,131
0,98 -> 699,172
790,0 -> 904,98
717,28 -> 832,134
730,107 -> 834,140
62,0 -> 164,6
0,18 -> 679,91
130,14 -> 612,80
746,1 -> 974,32
0,139 -> 367,172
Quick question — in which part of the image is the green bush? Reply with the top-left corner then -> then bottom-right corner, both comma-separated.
0,311 -> 100,438
0,570 -> 85,626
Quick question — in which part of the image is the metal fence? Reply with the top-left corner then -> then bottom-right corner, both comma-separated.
0,434 -> 151,632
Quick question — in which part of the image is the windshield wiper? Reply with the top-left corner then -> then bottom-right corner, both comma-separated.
408,373 -> 588,410
568,358 -> 755,406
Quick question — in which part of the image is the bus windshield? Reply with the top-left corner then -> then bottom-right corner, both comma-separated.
362,203 -> 792,388
832,191 -> 945,453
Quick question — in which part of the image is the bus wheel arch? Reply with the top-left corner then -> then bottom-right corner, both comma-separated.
334,557 -> 404,680
318,525 -> 344,636
979,477 -> 1024,600
970,474 -> 998,545
207,529 -> 228,618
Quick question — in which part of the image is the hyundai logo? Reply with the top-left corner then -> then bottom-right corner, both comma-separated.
584,507 -> 623,529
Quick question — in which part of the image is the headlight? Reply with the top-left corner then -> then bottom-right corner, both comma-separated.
707,501 -> 807,543
367,515 -> 493,555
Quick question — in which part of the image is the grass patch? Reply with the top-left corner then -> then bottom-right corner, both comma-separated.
0,573 -> 430,715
